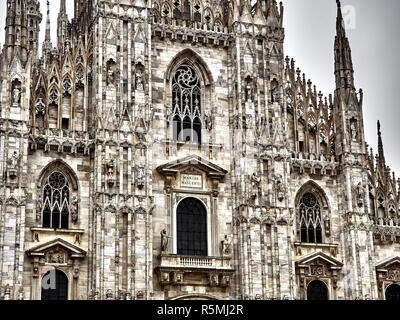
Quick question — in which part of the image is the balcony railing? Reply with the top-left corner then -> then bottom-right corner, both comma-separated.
158,254 -> 233,271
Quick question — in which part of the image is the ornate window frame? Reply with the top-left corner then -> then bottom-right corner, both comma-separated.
173,196 -> 210,256
164,49 -> 214,146
36,160 -> 79,230
295,181 -> 331,244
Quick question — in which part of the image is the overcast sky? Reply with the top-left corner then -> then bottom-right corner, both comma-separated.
0,0 -> 399,174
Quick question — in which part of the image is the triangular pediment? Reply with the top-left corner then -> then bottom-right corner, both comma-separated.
296,251 -> 343,269
26,238 -> 86,259
157,155 -> 227,179
376,256 -> 400,270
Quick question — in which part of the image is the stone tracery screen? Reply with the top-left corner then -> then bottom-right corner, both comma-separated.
42,172 -> 70,229
172,64 -> 202,143
299,192 -> 323,243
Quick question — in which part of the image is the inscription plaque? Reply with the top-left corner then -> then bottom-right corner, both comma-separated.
180,174 -> 203,189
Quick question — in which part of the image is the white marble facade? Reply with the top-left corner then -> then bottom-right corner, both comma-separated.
0,0 -> 398,301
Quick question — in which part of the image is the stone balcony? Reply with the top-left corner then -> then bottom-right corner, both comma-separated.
372,216 -> 400,244
156,254 -> 234,288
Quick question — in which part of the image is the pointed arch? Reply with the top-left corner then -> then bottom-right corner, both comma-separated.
295,181 -> 330,244
295,180 -> 330,210
37,159 -> 79,191
165,48 -> 214,86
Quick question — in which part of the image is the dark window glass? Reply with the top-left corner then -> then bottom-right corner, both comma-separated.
307,280 -> 328,301
177,197 -> 207,256
41,270 -> 68,300
386,284 -> 400,300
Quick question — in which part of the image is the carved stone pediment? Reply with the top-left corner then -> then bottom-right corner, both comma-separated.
157,155 -> 227,178
376,256 -> 400,282
26,238 -> 86,261
376,257 -> 400,296
157,155 -> 227,194
296,251 -> 343,271
296,251 -> 343,296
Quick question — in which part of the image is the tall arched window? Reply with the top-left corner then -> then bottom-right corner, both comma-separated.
41,270 -> 68,300
177,197 -> 207,256
42,172 -> 70,229
172,64 -> 202,143
299,192 -> 323,243
307,280 -> 328,300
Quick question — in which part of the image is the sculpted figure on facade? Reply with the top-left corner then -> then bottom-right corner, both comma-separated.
8,151 -> 19,170
13,87 -> 21,106
250,172 -> 261,198
135,69 -> 144,90
160,229 -> 169,253
71,196 -> 79,222
356,182 -> 365,207
221,234 -> 232,256
351,120 -> 358,141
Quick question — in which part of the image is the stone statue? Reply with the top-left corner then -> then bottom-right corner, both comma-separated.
250,172 -> 261,198
205,113 -> 212,131
356,182 -> 365,206
351,121 -> 358,141
136,70 -> 144,90
106,64 -> 115,86
276,174 -> 285,201
221,235 -> 232,256
9,151 -> 19,170
245,83 -> 253,102
136,166 -> 145,189
160,229 -> 169,252
165,104 -> 171,123
36,195 -> 42,222
271,81 -> 279,103
13,88 -> 21,106
71,196 -> 79,222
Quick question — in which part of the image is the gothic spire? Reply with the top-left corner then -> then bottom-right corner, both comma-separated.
4,0 -> 28,64
57,0 -> 70,51
334,0 -> 355,90
42,1 -> 52,56
45,1 -> 51,43
377,120 -> 386,166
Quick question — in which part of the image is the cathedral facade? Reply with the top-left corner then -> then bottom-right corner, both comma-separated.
0,0 -> 399,300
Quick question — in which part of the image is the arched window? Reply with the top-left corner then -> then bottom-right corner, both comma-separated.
42,172 -> 70,229
307,280 -> 328,300
172,64 -> 202,144
299,192 -> 323,243
41,270 -> 68,300
177,197 -> 207,256
385,284 -> 400,300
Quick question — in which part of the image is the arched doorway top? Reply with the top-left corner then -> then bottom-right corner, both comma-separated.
307,280 -> 329,301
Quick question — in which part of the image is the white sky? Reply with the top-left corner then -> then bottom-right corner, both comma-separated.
0,0 -> 399,175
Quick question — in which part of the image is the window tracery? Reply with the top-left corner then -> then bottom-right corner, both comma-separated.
172,64 -> 202,143
299,192 -> 323,243
42,172 -> 70,229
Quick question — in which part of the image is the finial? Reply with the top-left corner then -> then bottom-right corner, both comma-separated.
377,120 -> 381,135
